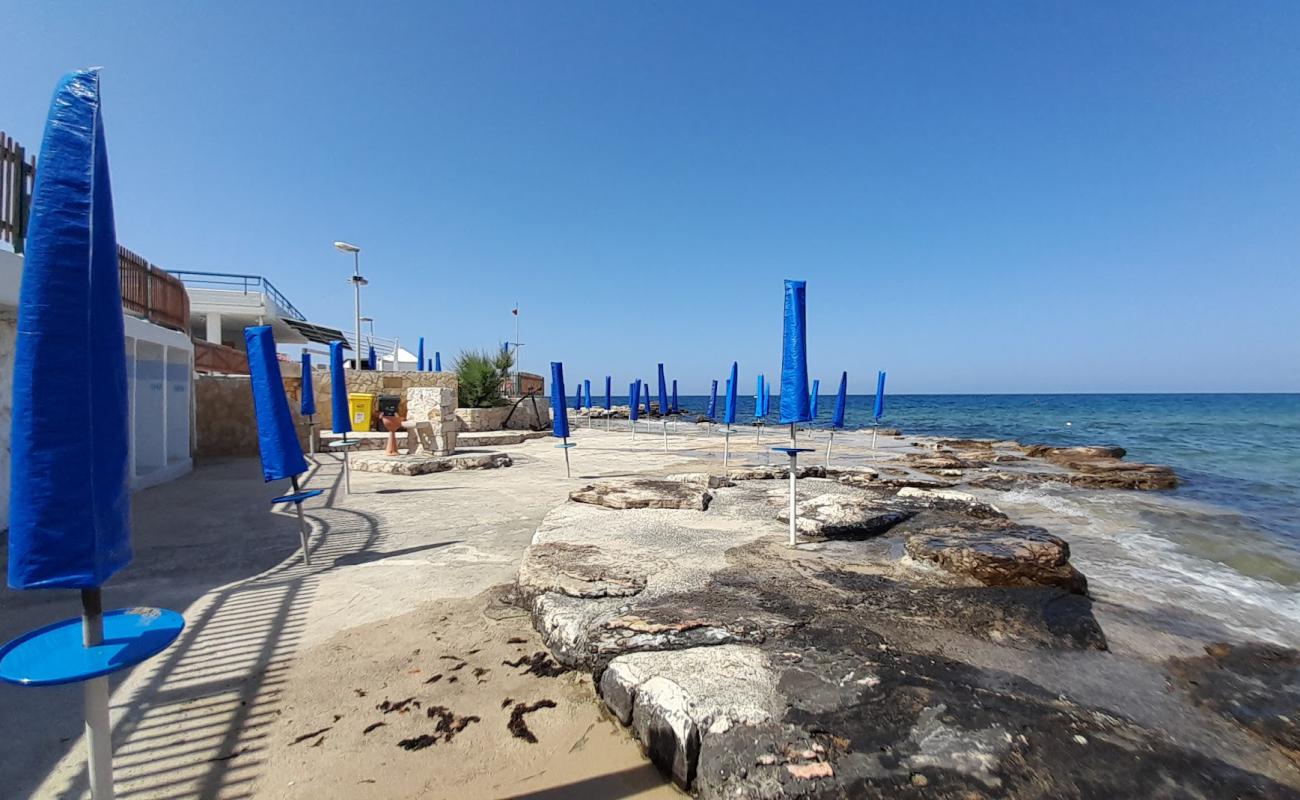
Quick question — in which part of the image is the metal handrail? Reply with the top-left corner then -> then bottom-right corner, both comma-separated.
170,270 -> 306,321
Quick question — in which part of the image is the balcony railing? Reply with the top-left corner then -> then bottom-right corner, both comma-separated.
169,270 -> 306,321
1,131 -> 36,254
119,246 -> 191,333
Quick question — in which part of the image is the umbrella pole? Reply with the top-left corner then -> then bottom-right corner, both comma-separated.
826,430 -> 834,468
787,451 -> 799,547
723,429 -> 731,477
290,475 -> 312,566
81,588 -> 114,800
662,419 -> 668,453
872,424 -> 878,460
307,415 -> 315,455
562,437 -> 572,478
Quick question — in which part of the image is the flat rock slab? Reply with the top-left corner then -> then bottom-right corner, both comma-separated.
905,524 -> 1088,594
516,542 -> 647,600
351,451 -> 512,475
570,479 -> 713,511
776,493 -> 913,539
665,472 -> 735,489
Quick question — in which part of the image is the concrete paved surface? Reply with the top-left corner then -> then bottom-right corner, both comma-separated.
0,421 -> 756,799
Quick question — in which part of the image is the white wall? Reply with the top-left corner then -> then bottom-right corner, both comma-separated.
0,251 -> 194,531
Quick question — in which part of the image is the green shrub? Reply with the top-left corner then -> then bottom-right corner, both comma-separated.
454,348 -> 515,408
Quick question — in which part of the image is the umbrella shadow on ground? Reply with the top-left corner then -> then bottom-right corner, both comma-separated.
39,457 -> 401,800
330,539 -> 462,567
505,764 -> 671,799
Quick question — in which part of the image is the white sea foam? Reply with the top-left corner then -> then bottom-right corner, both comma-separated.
988,484 -> 1300,647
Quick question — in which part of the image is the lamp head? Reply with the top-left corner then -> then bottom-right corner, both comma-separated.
333,241 -> 360,253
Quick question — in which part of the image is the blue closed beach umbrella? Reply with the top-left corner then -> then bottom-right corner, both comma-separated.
756,374 -> 766,420
707,380 -> 718,420
300,351 -> 316,417
826,371 -> 848,466
246,327 -> 308,483
1,68 -> 184,796
643,379 -> 653,417
810,379 -> 820,420
604,376 -> 612,410
551,362 -> 575,477
551,362 -> 571,439
874,370 -> 887,419
368,344 -> 377,371
671,380 -> 678,414
778,279 -> 811,428
657,364 -> 668,416
725,363 -> 738,425
574,382 -> 583,411
330,340 -> 351,434
417,337 -> 425,371
629,380 -> 641,422
435,351 -> 442,372
584,379 -> 592,409
427,358 -> 433,371
833,371 -> 848,429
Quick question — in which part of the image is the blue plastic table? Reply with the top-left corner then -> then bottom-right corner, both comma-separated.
0,608 -> 184,687
271,489 -> 324,505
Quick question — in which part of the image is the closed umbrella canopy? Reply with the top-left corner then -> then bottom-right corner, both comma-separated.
810,379 -> 820,420
8,68 -> 131,589
435,352 -> 442,372
417,337 -> 425,372
657,364 -> 668,417
574,382 -> 583,411
330,340 -> 351,434
604,376 -> 612,410
550,362 -> 570,438
724,362 -> 738,425
629,380 -> 641,422
756,374 -> 766,420
671,380 -> 678,414
300,350 -> 316,417
368,345 -> 377,371
583,379 -> 592,409
832,371 -> 848,429
874,370 -> 887,419
643,379 -> 653,417
246,326 -> 308,482
707,380 -> 718,420
778,279 -> 811,425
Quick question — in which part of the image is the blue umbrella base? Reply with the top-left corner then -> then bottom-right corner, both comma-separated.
555,443 -> 578,449
271,489 -> 325,505
0,608 -> 184,687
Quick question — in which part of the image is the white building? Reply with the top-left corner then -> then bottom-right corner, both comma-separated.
0,249 -> 194,531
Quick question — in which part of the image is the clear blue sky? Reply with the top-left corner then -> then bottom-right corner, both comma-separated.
4,2 -> 1298,393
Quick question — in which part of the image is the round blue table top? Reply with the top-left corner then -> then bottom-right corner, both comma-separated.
555,442 -> 578,449
771,447 -> 816,455
271,489 -> 324,505
328,439 -> 362,449
0,608 -> 184,687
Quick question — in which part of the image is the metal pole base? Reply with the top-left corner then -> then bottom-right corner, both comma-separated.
788,452 -> 798,547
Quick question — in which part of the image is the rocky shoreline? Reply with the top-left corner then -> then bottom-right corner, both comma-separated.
511,436 -> 1300,797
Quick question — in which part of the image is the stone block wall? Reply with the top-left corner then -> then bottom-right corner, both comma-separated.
196,366 -> 306,458
407,387 -> 458,455
455,398 -> 551,432
312,369 -> 456,433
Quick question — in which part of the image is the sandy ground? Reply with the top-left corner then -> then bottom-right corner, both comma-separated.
4,419 -> 780,799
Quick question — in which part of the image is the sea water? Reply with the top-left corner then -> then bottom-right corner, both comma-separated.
672,393 -> 1300,645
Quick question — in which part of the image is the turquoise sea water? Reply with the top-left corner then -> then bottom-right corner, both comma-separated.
670,393 -> 1300,592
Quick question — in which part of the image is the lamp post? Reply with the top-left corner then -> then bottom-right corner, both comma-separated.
335,241 -> 365,368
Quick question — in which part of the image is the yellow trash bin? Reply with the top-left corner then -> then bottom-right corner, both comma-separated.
348,393 -> 375,430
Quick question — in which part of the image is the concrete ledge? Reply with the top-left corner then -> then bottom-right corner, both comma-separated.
459,430 -> 549,447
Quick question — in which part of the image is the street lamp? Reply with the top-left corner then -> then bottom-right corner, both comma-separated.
334,241 -> 365,368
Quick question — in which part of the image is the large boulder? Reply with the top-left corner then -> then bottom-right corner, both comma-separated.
1023,444 -> 1127,463
905,525 -> 1088,594
570,479 -> 712,511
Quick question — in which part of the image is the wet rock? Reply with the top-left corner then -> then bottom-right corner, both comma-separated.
905,525 -> 1088,594
1023,444 -> 1127,463
775,494 -> 914,539
517,542 -> 647,599
904,453 -> 976,472
1168,642 -> 1300,758
893,487 -> 1006,520
570,479 -> 712,511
